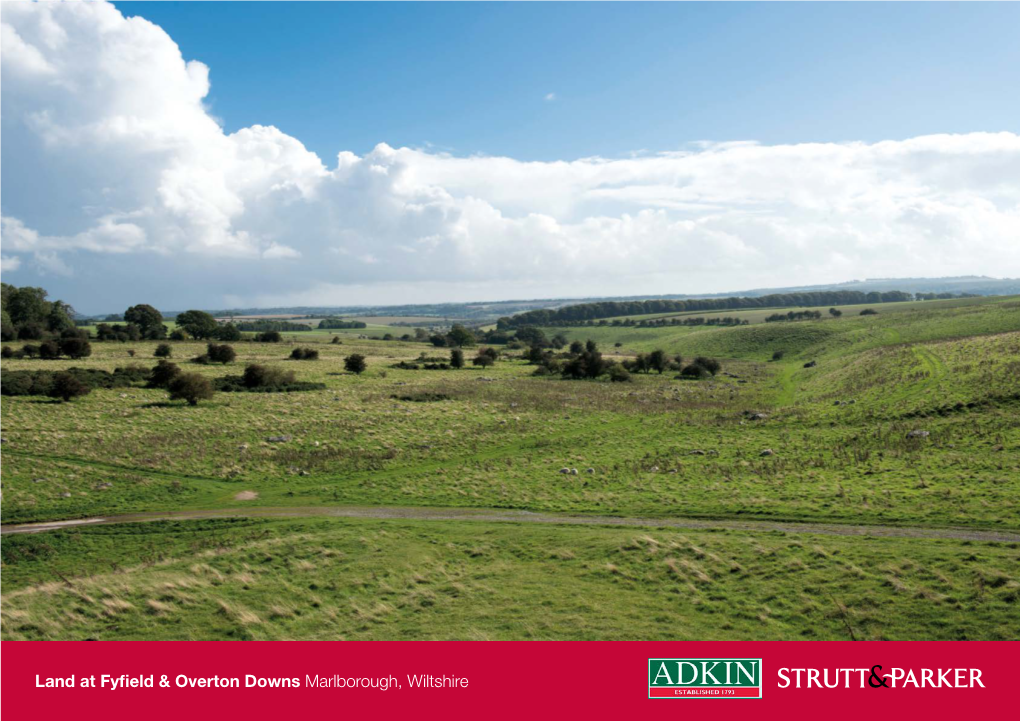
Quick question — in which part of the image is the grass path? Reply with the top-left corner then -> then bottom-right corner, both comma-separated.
4,504 -> 1020,541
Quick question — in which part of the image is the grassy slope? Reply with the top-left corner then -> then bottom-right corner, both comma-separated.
3,295 -> 1020,640
3,518 -> 1017,641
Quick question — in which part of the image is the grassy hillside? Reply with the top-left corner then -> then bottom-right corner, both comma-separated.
2,294 -> 1019,640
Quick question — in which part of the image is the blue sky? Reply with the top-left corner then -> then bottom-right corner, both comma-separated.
116,2 -> 1020,163
2,1 -> 1019,313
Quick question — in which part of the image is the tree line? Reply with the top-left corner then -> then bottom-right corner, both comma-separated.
497,290 -> 921,328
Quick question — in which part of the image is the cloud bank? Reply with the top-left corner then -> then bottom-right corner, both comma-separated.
2,1 -> 1018,311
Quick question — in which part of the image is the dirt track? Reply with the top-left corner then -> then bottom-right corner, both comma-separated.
3,505 -> 1020,542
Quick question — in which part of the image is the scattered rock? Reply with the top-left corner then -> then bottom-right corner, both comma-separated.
906,430 -> 930,439
60,492 -> 72,498
649,466 -> 660,472
760,449 -> 775,457
570,468 -> 579,476
95,482 -> 113,490
238,443 -> 249,451
559,467 -> 571,474
32,478 -> 46,484
585,467 -> 595,474
299,470 -> 310,477
689,450 -> 706,456
266,435 -> 292,443
803,360 -> 817,368
748,413 -> 768,421
234,490 -> 258,501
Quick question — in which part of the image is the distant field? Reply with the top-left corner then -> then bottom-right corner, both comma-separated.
3,293 -> 1019,640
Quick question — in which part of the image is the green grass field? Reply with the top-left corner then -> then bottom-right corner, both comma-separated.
2,295 -> 1019,640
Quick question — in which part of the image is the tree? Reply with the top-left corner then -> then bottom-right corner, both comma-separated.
254,330 -> 283,343
828,308 -> 842,318
154,343 -> 172,358
213,323 -> 242,341
345,354 -> 367,375
525,345 -> 547,365
681,363 -> 710,379
48,372 -> 91,402
205,343 -> 236,364
450,348 -> 465,368
447,324 -> 476,347
290,347 -> 319,360
149,360 -> 182,388
647,349 -> 668,374
124,304 -> 166,338
472,354 -> 494,367
175,310 -> 219,339
60,337 -> 92,360
168,373 -> 214,406
569,340 -> 585,355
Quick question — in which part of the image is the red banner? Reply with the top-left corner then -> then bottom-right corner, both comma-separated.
1,641 -> 1011,719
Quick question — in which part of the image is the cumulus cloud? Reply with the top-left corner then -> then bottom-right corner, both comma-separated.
1,1 -> 1018,311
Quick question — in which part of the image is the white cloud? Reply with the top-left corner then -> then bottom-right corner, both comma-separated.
1,1 -> 1019,311
544,92 -> 557,102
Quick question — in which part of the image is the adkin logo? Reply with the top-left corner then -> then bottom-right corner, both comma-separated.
649,658 -> 763,699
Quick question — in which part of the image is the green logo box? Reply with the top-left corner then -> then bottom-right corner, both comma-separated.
648,658 -> 763,699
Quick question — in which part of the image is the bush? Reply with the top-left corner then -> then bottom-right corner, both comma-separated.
254,331 -> 282,343
242,364 -> 296,389
330,336 -> 342,345
771,350 -> 785,361
48,372 -> 91,402
608,365 -> 632,383
60,337 -> 92,360
680,363 -> 711,379
39,341 -> 61,360
290,347 -> 319,360
168,373 -> 214,406
692,356 -> 721,376
860,308 -> 878,316
345,354 -> 367,375
206,343 -> 236,364
149,360 -> 182,388
472,354 -> 494,367
21,344 -> 40,358
450,348 -> 465,369
154,343 -> 172,358
113,364 -> 151,384
1,346 -> 13,359
169,329 -> 187,341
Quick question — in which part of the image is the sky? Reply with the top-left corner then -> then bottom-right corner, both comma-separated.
1,1 -> 1018,314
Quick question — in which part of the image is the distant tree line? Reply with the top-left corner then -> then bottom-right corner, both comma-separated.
317,318 -> 368,329
233,319 -> 313,332
765,310 -> 824,323
498,290 -> 921,328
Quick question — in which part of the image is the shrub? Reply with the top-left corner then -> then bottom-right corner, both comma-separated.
479,347 -> 499,361
680,363 -> 711,379
330,336 -> 341,345
48,372 -> 92,402
829,308 -> 843,318
21,344 -> 40,358
113,364 -> 151,384
149,360 -> 182,388
290,347 -> 319,360
169,329 -> 187,341
168,373 -> 214,406
1,346 -> 13,359
772,350 -> 785,361
39,341 -> 61,360
472,354 -> 494,367
60,337 -> 92,360
450,348 -> 465,369
692,356 -> 721,376
608,365 -> 632,383
154,343 -> 172,358
206,343 -> 236,364
860,308 -> 878,316
242,364 -> 296,389
254,331 -> 282,343
192,354 -> 211,365
647,349 -> 668,374
345,354 -> 367,375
